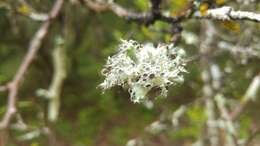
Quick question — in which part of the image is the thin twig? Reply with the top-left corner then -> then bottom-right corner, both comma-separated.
18,0 -> 49,21
245,128 -> 260,146
230,74 -> 260,120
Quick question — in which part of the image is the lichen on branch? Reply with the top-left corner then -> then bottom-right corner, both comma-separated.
99,40 -> 187,103
205,6 -> 260,22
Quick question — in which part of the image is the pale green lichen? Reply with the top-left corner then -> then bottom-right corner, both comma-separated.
99,40 -> 187,103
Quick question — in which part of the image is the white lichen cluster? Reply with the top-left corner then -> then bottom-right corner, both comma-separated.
99,40 -> 187,103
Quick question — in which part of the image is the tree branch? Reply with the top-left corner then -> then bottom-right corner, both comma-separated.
37,36 -> 67,122
230,74 -> 260,120
215,94 -> 239,146
82,1 -> 260,24
203,6 -> 260,22
82,0 -> 192,25
0,0 -> 64,130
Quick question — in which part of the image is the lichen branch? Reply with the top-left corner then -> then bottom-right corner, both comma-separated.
37,37 -> 67,122
203,6 -> 260,22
